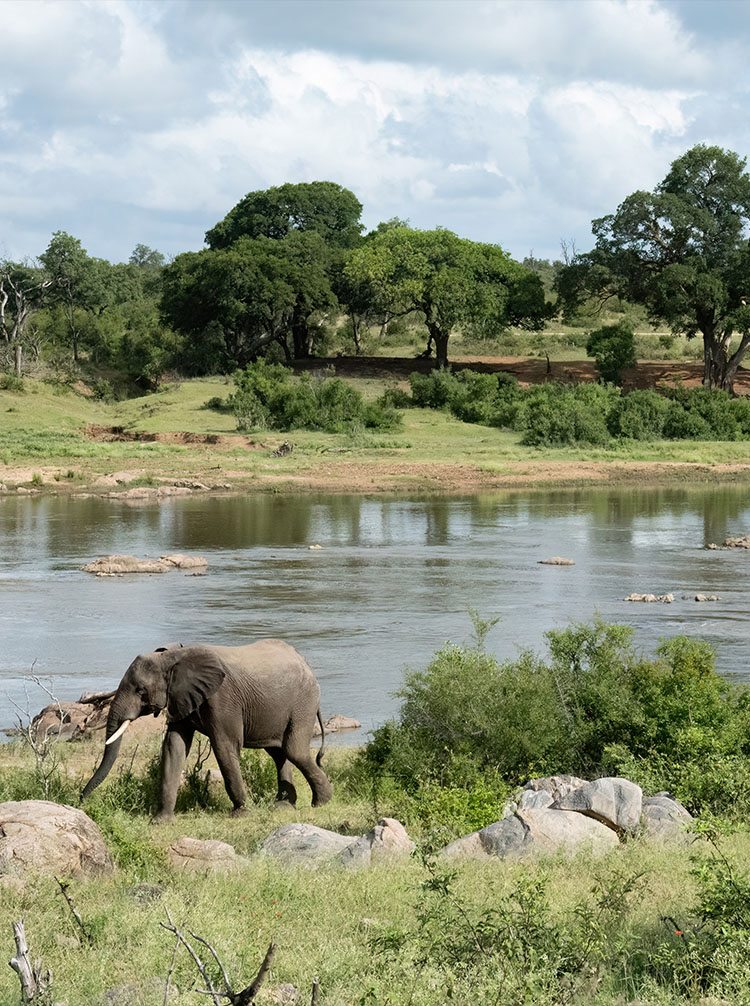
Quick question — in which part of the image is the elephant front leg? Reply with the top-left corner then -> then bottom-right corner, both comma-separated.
212,738 -> 248,816
266,746 -> 298,807
155,725 -> 194,821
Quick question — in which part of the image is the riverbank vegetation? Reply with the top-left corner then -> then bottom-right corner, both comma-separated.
3,620 -> 750,1004
3,145 -> 750,400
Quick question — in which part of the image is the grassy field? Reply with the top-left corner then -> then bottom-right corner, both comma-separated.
1,730 -> 747,1006
3,371 -> 750,496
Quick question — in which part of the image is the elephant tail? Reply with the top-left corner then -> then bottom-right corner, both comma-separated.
316,708 -> 326,766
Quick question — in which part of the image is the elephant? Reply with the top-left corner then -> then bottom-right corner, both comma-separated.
81,639 -> 333,819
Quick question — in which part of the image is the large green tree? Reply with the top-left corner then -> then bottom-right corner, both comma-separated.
205,181 -> 363,250
557,145 -> 750,392
39,232 -> 112,362
163,182 -> 360,366
161,232 -> 334,371
0,261 -> 53,374
343,226 -> 549,368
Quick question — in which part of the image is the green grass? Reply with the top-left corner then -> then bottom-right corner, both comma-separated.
2,373 -> 750,494
2,732 -> 750,1005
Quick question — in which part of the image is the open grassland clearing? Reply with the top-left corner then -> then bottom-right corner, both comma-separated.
3,368 -> 750,495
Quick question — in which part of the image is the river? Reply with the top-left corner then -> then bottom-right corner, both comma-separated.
1,487 -> 748,739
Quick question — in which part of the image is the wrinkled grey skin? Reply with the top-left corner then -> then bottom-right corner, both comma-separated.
82,639 -> 332,820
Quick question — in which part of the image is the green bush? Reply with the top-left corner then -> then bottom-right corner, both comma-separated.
229,360 -> 401,433
408,369 -> 459,409
0,373 -> 25,392
355,618 -> 750,816
607,388 -> 671,439
586,320 -> 637,384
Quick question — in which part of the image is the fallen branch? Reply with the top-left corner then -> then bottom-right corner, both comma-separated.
8,920 -> 52,1002
55,879 -> 92,945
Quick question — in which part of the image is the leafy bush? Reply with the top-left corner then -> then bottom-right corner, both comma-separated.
229,360 -> 401,433
354,618 -> 750,816
586,320 -> 637,384
516,383 -> 615,446
0,373 -> 25,392
607,389 -> 671,439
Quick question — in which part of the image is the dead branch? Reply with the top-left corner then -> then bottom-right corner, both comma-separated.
160,908 -> 222,1006
233,943 -> 276,1005
311,976 -> 320,1005
55,878 -> 92,945
8,920 -> 52,1002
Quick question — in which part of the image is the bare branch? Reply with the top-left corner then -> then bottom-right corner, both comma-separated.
55,878 -> 92,945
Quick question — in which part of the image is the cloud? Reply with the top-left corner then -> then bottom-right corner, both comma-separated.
0,0 -> 748,263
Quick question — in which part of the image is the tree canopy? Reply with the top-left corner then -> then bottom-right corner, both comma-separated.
344,226 -> 549,367
557,144 -> 750,392
205,181 -> 363,250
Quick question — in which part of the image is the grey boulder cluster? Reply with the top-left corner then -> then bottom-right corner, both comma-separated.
441,776 -> 692,861
0,777 -> 692,887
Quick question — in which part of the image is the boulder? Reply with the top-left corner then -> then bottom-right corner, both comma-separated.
168,836 -> 249,874
625,593 -> 674,603
523,775 -> 588,803
312,714 -> 362,737
554,777 -> 642,836
517,789 -> 554,811
695,594 -> 719,602
641,794 -> 694,842
260,823 -> 355,865
82,554 -> 206,574
707,534 -> 750,550
30,694 -> 113,741
160,553 -> 207,570
337,817 -> 414,868
0,801 -> 114,878
538,557 -> 575,565
440,809 -> 618,861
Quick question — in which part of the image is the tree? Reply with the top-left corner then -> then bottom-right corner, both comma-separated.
585,320 -> 636,385
205,181 -> 363,250
204,182 -> 363,360
129,244 -> 166,270
39,232 -> 111,362
161,233 -> 335,372
343,226 -> 549,368
557,145 -> 750,393
0,262 -> 53,374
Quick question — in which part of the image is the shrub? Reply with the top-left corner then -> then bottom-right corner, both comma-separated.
516,384 -> 613,446
408,369 -> 458,409
608,388 -> 671,439
356,617 -> 750,816
586,320 -> 637,384
0,373 -> 25,392
229,361 -> 401,433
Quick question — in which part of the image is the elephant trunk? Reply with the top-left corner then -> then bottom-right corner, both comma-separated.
81,696 -> 133,799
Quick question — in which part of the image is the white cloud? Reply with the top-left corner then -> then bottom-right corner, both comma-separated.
0,0 -> 747,262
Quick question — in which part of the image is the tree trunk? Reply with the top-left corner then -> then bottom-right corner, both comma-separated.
291,303 -> 311,359
431,325 -> 450,369
14,342 -> 22,377
702,329 -> 750,394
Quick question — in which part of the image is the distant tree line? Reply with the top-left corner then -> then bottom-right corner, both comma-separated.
3,144 -> 750,392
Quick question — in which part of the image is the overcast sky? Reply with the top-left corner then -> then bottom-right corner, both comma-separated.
2,0 -> 748,264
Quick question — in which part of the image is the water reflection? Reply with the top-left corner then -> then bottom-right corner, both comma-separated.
0,487 -> 749,736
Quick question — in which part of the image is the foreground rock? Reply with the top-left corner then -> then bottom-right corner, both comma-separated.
260,823 -> 356,866
554,777 -> 642,836
0,801 -> 114,878
337,818 -> 415,867
168,836 -> 249,874
695,593 -> 720,602
641,794 -> 694,842
707,534 -> 750,550
625,593 -> 674,603
260,818 -> 415,868
538,557 -> 575,565
441,809 -> 618,861
82,553 -> 207,575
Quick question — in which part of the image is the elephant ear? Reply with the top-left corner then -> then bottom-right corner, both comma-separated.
167,648 -> 226,720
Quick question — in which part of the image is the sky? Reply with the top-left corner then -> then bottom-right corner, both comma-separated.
1,0 -> 749,265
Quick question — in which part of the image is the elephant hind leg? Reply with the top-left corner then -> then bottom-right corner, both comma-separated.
265,746 -> 297,807
283,731 -> 333,807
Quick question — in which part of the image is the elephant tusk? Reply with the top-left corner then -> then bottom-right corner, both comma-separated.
105,719 -> 132,745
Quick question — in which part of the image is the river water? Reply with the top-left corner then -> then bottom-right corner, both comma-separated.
1,488 -> 749,739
